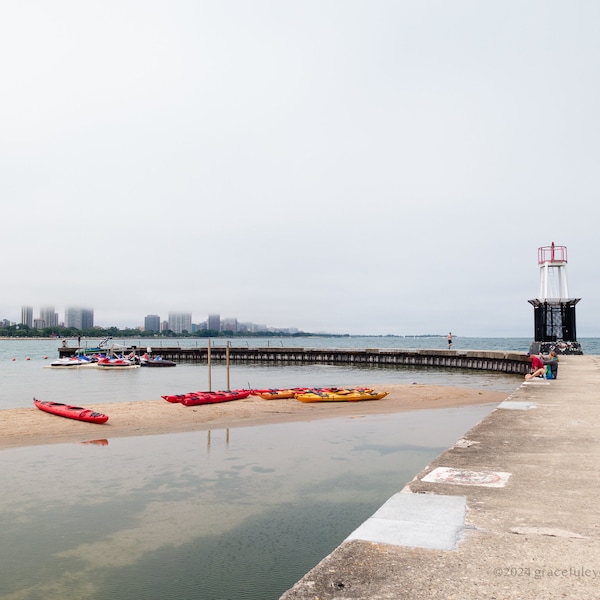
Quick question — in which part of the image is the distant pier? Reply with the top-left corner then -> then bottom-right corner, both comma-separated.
59,346 -> 530,375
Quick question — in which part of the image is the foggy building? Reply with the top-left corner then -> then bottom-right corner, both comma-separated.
222,317 -> 238,333
21,306 -> 33,328
168,312 -> 192,334
65,307 -> 94,330
144,314 -> 161,332
207,314 -> 220,331
39,306 -> 57,328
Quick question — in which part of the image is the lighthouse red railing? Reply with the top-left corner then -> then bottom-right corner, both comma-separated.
538,242 -> 567,264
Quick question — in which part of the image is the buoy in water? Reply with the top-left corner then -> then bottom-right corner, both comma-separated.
26,357 -> 30,360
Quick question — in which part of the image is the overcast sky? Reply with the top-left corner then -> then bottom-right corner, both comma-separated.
1,1 -> 599,336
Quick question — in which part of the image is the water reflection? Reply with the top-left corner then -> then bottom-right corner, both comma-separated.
206,429 -> 230,452
0,404 -> 495,600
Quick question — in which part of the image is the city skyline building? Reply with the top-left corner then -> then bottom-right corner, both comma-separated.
65,307 -> 94,330
144,314 -> 161,332
222,317 -> 238,333
39,306 -> 57,328
168,312 -> 192,334
207,314 -> 220,331
21,306 -> 33,328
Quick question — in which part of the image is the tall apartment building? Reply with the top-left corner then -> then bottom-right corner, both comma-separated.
65,307 -> 94,330
39,306 -> 57,328
144,314 -> 161,332
168,312 -> 192,334
207,314 -> 220,331
21,306 -> 33,328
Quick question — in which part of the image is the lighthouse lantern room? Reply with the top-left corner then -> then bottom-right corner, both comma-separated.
528,242 -> 582,355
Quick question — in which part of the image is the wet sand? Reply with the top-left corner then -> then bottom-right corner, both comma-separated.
0,384 -> 509,449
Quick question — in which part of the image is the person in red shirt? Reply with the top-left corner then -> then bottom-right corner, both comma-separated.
525,353 -> 546,380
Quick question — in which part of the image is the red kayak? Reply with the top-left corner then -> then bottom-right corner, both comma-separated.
181,390 -> 252,406
33,398 -> 109,424
161,394 -> 187,403
162,389 -> 251,406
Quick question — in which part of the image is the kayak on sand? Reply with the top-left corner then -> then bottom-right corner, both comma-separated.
33,398 -> 109,424
161,390 -> 252,406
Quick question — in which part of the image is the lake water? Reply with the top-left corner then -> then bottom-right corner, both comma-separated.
0,336 -> 594,599
1,405 -> 496,600
3,335 -> 588,409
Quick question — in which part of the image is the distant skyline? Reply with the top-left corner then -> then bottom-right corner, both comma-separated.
1,2 -> 599,337
8,305 -> 300,334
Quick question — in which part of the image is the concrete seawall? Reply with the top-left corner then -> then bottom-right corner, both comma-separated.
279,354 -> 600,599
61,346 -> 531,375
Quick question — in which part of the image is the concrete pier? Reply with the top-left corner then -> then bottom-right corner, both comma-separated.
279,355 -> 600,599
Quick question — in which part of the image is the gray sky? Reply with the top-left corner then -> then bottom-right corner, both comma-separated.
2,1 -> 599,336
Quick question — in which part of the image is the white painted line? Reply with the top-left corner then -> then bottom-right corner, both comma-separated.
498,401 -> 537,410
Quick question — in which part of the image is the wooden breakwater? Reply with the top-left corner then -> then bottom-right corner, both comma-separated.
59,346 -> 530,375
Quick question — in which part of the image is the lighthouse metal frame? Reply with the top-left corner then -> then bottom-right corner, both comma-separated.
528,242 -> 582,355
537,243 -> 570,300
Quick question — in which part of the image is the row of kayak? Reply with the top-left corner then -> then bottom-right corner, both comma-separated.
32,386 -> 390,426
162,387 -> 389,405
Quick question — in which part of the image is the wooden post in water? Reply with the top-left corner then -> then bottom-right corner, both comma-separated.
226,340 -> 231,391
207,339 -> 212,392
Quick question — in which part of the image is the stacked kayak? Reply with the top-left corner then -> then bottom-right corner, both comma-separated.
161,389 -> 252,406
252,388 -> 310,400
33,398 -> 109,424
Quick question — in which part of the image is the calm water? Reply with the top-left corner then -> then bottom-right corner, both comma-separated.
1,405 -> 495,600
0,336 -> 590,599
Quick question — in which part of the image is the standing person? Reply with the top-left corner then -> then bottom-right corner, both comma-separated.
525,353 -> 546,380
447,332 -> 453,349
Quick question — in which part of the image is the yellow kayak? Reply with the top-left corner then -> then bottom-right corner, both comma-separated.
296,390 -> 388,403
257,389 -> 297,400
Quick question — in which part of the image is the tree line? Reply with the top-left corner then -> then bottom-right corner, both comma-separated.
0,324 -> 316,339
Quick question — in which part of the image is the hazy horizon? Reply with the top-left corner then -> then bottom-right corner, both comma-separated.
2,2 -> 599,337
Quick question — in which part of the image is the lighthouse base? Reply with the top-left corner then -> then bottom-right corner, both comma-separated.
529,340 -> 583,356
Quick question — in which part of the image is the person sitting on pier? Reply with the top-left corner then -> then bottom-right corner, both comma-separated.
525,353 -> 546,380
543,350 -> 559,379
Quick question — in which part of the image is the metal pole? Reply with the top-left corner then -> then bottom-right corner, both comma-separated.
226,340 -> 230,391
207,339 -> 212,392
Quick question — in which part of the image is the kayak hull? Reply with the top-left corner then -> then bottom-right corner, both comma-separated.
162,390 -> 252,406
33,398 -> 109,424
295,391 -> 388,403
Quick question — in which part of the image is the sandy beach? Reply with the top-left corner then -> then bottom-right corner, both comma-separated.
0,384 -> 509,449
